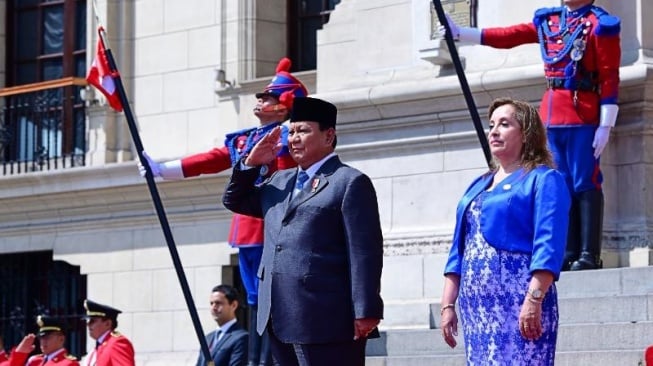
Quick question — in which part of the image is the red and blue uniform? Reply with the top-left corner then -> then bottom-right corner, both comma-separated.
180,123 -> 295,304
481,4 -> 620,192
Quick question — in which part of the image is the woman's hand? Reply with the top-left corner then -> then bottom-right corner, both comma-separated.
519,297 -> 543,340
440,307 -> 458,348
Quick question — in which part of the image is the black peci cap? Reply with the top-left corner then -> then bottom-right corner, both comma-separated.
290,97 -> 337,129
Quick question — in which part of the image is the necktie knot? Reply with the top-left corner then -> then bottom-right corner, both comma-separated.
296,171 -> 309,190
96,341 -> 101,349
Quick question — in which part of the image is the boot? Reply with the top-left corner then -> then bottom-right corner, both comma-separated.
562,196 -> 581,271
247,305 -> 261,366
259,328 -> 273,366
570,190 -> 604,270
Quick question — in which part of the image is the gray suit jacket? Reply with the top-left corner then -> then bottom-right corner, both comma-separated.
223,156 -> 384,344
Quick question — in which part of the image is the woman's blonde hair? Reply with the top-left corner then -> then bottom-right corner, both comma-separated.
487,97 -> 555,171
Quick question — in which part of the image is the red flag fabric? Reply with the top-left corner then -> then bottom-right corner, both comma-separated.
86,28 -> 123,112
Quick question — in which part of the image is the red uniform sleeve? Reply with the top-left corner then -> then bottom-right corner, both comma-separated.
180,146 -> 232,177
593,32 -> 620,104
8,350 -> 29,366
481,23 -> 538,49
646,345 -> 653,366
107,337 -> 135,366
276,152 -> 296,170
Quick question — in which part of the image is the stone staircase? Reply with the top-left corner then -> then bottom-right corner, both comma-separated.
366,266 -> 653,365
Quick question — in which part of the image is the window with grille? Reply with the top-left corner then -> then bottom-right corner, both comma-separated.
1,0 -> 87,174
0,251 -> 87,359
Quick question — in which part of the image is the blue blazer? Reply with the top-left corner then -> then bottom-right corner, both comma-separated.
223,156 -> 384,344
196,322 -> 248,366
444,166 -> 570,279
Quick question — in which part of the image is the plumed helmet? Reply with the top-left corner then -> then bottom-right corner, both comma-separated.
255,58 -> 308,111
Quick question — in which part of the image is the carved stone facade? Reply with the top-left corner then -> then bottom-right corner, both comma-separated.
0,0 -> 651,364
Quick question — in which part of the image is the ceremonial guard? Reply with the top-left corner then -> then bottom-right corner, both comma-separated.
444,0 -> 621,270
9,316 -> 79,366
83,300 -> 135,366
140,58 -> 307,366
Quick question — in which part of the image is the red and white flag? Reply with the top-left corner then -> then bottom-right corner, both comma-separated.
86,27 -> 123,112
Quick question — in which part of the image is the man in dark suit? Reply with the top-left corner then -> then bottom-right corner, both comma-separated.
196,285 -> 248,366
223,97 -> 384,366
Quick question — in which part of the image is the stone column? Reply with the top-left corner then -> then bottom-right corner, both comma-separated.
84,0 -> 135,164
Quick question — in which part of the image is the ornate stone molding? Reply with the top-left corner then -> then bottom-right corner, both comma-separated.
383,232 -> 453,256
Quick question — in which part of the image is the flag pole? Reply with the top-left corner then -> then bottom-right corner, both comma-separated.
96,28 -> 214,366
431,0 -> 492,168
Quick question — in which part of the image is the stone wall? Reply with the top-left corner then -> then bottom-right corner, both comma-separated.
0,0 -> 651,364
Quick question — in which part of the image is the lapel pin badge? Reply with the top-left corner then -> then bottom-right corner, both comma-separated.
311,178 -> 320,193
260,164 -> 269,176
502,184 -> 512,190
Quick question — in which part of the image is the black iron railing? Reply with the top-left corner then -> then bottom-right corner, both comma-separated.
0,77 -> 87,176
0,251 -> 87,358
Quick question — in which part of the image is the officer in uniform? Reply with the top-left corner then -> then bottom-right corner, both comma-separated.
443,0 -> 621,270
8,315 -> 79,366
139,57 -> 308,365
0,331 -> 8,365
83,300 -> 135,366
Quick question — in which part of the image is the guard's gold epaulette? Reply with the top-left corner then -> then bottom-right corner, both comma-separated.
65,354 -> 77,360
111,330 -> 122,337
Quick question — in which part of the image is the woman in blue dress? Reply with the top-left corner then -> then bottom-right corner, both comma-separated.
440,98 -> 571,365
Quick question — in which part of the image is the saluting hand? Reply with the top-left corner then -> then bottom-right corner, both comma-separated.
244,126 -> 283,167
16,333 -> 36,354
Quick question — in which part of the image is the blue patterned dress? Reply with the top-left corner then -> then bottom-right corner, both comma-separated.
459,192 -> 558,365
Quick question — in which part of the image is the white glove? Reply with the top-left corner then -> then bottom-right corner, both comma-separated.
438,13 -> 460,40
437,13 -> 481,43
138,151 -> 160,178
137,151 -> 184,180
592,126 -> 611,159
592,104 -> 619,158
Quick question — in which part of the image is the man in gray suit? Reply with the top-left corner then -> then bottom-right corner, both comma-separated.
223,97 -> 384,366
196,284 -> 248,366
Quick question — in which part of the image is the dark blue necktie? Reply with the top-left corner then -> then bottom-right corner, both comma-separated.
210,330 -> 222,357
296,171 -> 309,190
